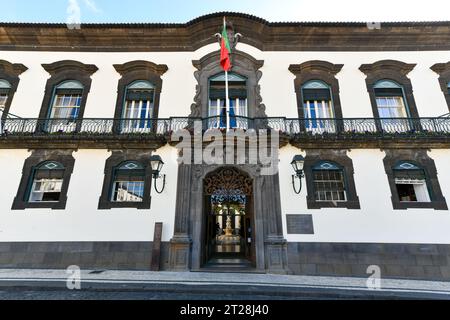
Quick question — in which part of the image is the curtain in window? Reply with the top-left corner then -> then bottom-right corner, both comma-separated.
122,99 -> 153,131
302,81 -> 335,133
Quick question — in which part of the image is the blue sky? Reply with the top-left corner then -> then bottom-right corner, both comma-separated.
1,0 -> 450,23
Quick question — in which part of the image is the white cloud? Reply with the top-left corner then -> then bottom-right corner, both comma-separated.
83,0 -> 101,13
66,0 -> 81,28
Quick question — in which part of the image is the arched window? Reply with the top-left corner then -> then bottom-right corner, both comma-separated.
208,72 -> 247,128
111,161 -> 146,202
49,80 -> 84,120
393,161 -> 430,202
0,79 -> 11,112
373,80 -> 409,118
312,161 -> 346,202
121,80 -> 155,132
302,80 -> 335,132
28,161 -> 65,203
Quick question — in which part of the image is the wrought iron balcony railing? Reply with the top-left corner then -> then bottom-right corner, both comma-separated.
1,116 -> 450,137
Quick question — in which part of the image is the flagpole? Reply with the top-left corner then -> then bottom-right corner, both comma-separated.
225,70 -> 230,130
223,16 -> 230,131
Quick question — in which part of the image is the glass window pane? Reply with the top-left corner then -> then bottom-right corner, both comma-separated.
29,178 -> 63,203
313,169 -> 346,201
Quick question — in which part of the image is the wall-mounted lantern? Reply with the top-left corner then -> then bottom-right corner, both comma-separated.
291,155 -> 305,194
150,155 -> 166,193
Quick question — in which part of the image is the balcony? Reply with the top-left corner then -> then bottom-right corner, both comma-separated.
1,116 -> 450,149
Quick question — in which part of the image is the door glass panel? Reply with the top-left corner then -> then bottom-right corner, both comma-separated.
208,73 -> 247,129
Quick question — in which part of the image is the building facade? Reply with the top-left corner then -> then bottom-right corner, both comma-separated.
1,13 -> 450,280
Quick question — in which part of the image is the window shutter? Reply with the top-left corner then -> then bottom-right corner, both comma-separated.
115,169 -> 145,181
393,169 -> 426,180
374,88 -> 403,97
303,89 -> 331,101
126,90 -> 154,101
55,89 -> 83,95
35,169 -> 65,179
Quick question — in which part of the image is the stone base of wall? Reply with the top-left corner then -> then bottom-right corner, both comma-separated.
288,242 -> 450,280
0,242 -> 170,270
2,241 -> 450,280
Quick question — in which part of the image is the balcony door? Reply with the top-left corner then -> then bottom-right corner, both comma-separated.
208,73 -> 248,129
374,80 -> 410,132
302,80 -> 335,133
46,80 -> 83,133
121,80 -> 155,133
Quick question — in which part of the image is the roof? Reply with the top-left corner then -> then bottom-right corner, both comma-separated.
1,12 -> 450,52
1,12 -> 450,27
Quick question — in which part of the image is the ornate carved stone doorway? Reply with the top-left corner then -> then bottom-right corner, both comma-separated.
169,164 -> 289,274
203,167 -> 255,268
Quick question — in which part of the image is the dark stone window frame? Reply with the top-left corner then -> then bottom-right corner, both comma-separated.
288,61 -> 344,122
112,61 -> 168,133
383,149 -> 448,210
98,150 -> 153,210
0,60 -> 27,121
359,60 -> 419,122
431,62 -> 450,113
304,150 -> 360,209
12,149 -> 75,210
39,60 -> 98,126
190,50 -> 267,119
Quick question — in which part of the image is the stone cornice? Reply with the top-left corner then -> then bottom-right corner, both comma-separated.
359,60 -> 416,77
2,13 -> 450,52
289,60 -> 343,76
431,62 -> 450,75
113,60 -> 168,76
0,60 -> 27,76
41,60 -> 98,76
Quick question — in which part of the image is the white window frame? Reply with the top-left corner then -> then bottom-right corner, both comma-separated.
29,178 -> 63,203
395,178 -> 431,202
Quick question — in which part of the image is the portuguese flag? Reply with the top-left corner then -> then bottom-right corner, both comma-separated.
220,18 -> 231,71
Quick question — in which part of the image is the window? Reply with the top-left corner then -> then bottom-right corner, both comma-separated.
312,161 -> 346,202
121,81 -> 155,133
393,162 -> 430,203
289,61 -> 344,132
373,80 -> 410,132
382,149 -> 447,210
0,61 -> 27,121
12,150 -> 75,210
98,151 -> 153,210
46,80 -> 84,133
304,150 -> 360,209
49,81 -> 83,119
113,61 -> 167,134
111,161 -> 145,202
208,73 -> 247,128
374,80 -> 408,117
28,161 -> 65,202
360,60 -> 420,128
0,79 -> 11,113
38,60 -> 97,133
302,80 -> 335,133
447,81 -> 450,95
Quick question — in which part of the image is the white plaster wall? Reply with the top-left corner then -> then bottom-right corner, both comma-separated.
280,147 -> 450,244
1,45 -> 450,243
0,144 -> 178,242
